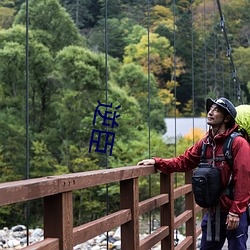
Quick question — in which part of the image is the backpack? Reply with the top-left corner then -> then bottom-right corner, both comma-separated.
192,131 -> 241,208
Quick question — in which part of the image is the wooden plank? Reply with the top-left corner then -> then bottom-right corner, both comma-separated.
0,165 -> 156,206
120,178 -> 140,250
58,165 -> 156,192
22,238 -> 59,250
139,194 -> 169,215
196,226 -> 202,237
73,209 -> 131,245
161,173 -> 174,250
185,171 -> 196,250
175,236 -> 193,250
174,184 -> 192,199
44,192 -> 73,250
174,210 -> 192,229
140,226 -> 169,250
0,177 -> 59,206
195,204 -> 203,213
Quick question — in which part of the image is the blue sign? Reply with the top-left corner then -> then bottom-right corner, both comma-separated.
89,100 -> 121,156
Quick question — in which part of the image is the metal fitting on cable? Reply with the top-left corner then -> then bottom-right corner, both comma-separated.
220,16 -> 225,32
227,45 -> 231,58
233,69 -> 237,82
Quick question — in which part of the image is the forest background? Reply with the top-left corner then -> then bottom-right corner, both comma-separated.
0,0 -> 249,229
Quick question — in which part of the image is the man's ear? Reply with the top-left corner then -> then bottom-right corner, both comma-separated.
224,114 -> 232,123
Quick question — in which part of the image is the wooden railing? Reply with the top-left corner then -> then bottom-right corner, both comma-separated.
0,165 -> 203,250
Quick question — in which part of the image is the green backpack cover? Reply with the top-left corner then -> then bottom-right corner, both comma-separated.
235,105 -> 250,140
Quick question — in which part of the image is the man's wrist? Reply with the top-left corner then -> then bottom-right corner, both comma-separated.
228,212 -> 239,217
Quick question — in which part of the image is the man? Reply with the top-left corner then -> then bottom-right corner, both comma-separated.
138,97 -> 250,250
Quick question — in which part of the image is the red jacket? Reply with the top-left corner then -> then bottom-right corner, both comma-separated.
154,124 -> 250,216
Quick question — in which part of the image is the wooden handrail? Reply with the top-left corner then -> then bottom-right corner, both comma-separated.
0,165 -> 203,250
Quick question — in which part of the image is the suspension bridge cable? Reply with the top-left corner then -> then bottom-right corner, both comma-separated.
104,0 -> 109,248
213,0 -> 217,94
203,0 -> 207,97
147,0 -> 152,234
173,0 -> 177,158
25,0 -> 30,245
191,0 -> 195,144
216,0 -> 242,103
172,0 -> 179,245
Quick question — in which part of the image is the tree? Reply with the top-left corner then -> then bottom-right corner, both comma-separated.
116,62 -> 166,132
14,0 -> 84,52
124,31 -> 185,87
0,6 -> 15,29
234,46 -> 250,102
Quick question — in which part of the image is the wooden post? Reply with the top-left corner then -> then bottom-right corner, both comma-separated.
44,192 -> 73,250
120,178 -> 139,250
161,173 -> 174,250
185,171 -> 196,250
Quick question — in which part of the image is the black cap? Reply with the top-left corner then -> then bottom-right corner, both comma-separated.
206,97 -> 237,119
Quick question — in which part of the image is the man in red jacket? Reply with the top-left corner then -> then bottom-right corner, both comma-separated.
138,97 -> 250,250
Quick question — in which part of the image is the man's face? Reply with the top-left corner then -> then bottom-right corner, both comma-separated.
207,104 -> 226,127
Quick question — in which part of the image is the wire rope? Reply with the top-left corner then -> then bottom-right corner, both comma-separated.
147,0 -> 152,234
104,0 -> 109,248
25,0 -> 30,245
173,1 -> 177,159
172,0 -> 179,245
191,0 -> 195,144
203,0 -> 207,98
213,0 -> 217,94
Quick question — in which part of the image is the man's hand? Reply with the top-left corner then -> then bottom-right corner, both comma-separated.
226,213 -> 240,230
137,159 -> 155,166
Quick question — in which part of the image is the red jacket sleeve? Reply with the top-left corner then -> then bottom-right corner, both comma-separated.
153,140 -> 203,174
229,136 -> 250,215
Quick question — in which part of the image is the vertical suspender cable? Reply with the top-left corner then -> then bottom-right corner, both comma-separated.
213,0 -> 217,93
173,1 -> 177,157
191,0 -> 195,144
104,0 -> 109,247
228,64 -> 231,99
172,0 -> 179,244
25,0 -> 30,245
147,0 -> 152,233
203,0 -> 207,98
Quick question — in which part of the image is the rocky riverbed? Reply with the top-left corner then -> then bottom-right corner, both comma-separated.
0,225 -> 187,249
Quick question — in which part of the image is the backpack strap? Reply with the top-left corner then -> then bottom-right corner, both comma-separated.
200,142 -> 208,163
223,132 -> 242,200
223,131 -> 242,169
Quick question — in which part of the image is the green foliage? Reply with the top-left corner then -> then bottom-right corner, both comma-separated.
30,141 -> 56,177
14,0 -> 85,52
115,63 -> 165,132
0,7 -> 15,29
234,46 -> 250,101
61,0 -> 101,29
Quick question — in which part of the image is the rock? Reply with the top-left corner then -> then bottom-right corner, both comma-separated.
30,228 -> 43,238
95,234 -> 106,243
91,245 -> 101,250
11,226 -> 26,232
0,224 -> 187,249
107,231 -> 114,237
113,240 -> 121,249
108,236 -> 116,243
7,239 -> 20,247
113,227 -> 120,240
0,230 -> 7,238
